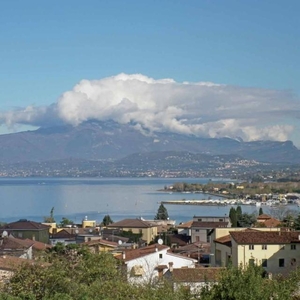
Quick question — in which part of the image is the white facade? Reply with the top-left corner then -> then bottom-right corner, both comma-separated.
124,248 -> 196,285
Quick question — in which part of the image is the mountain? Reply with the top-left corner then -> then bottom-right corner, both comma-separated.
0,120 -> 299,164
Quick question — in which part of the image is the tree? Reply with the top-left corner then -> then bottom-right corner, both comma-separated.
200,264 -> 299,300
238,213 -> 257,227
154,203 -> 169,220
229,207 -> 237,227
43,207 -> 55,223
60,217 -> 74,227
259,207 -> 263,215
236,205 -> 242,219
102,215 -> 113,226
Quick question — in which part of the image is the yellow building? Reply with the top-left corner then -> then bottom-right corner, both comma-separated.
211,228 -> 300,275
107,219 -> 158,244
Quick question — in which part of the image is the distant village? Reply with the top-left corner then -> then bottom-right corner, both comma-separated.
1,182 -> 300,296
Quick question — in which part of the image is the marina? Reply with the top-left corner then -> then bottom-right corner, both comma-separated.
161,198 -> 299,207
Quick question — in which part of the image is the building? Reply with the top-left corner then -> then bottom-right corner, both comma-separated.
82,239 -> 118,253
191,216 -> 231,243
256,214 -> 281,227
0,236 -> 33,259
0,220 -> 50,244
164,267 -> 222,293
115,243 -> 197,284
107,219 -> 158,244
211,227 -> 300,275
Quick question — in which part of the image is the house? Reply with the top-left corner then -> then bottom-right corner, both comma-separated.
107,219 -> 158,244
191,216 -> 231,243
82,238 -> 118,253
177,220 -> 193,236
115,243 -> 197,284
24,239 -> 52,258
164,267 -> 222,293
256,214 -> 281,227
0,219 -> 50,244
0,236 -> 33,259
211,227 -> 300,275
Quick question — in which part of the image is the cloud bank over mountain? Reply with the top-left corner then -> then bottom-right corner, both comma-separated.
0,73 -> 298,142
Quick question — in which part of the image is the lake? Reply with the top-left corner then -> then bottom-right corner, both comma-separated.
0,177 -> 271,224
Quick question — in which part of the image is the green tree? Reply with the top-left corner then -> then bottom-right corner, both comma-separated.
229,207 -> 237,227
102,214 -> 114,226
236,205 -> 242,219
154,203 -> 169,220
43,207 -> 55,223
238,213 -> 257,227
259,207 -> 264,215
200,264 -> 299,300
60,217 -> 74,227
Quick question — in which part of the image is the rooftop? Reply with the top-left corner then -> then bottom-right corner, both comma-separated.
230,231 -> 300,244
171,267 -> 222,282
115,244 -> 169,262
0,220 -> 50,231
107,218 -> 158,229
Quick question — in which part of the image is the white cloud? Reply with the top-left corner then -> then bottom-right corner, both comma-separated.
0,73 -> 299,142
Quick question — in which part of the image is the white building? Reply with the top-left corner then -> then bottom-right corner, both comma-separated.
115,243 -> 197,284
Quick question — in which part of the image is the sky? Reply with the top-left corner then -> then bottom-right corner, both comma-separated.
0,1 -> 299,145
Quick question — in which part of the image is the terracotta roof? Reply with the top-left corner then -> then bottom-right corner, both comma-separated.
257,214 -> 271,220
177,220 -> 193,229
0,256 -> 31,271
51,229 -> 76,239
230,231 -> 300,244
263,218 -> 281,227
107,219 -> 157,229
24,239 -> 52,251
0,237 -> 34,250
115,244 -> 169,262
169,234 -> 191,246
171,267 -> 222,282
214,234 -> 232,247
0,220 -> 50,231
192,221 -> 228,228
83,239 -> 118,247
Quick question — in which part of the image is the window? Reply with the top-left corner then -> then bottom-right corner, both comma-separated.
262,245 -> 267,250
291,258 -> 296,266
249,259 -> 255,266
291,244 -> 296,250
262,259 -> 267,268
195,229 -> 199,232
279,259 -> 285,267
249,245 -> 254,250
18,232 -> 23,238
219,219 -> 224,222
159,253 -> 163,259
198,219 -> 202,222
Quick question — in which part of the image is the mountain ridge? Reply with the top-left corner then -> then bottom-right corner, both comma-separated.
0,121 -> 299,164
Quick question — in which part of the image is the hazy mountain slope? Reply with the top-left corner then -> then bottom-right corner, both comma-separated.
0,121 -> 299,164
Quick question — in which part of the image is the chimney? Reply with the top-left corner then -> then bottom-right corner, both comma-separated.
122,251 -> 126,260
168,262 -> 173,273
155,245 -> 158,252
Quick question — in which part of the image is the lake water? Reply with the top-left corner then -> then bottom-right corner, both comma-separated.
0,177 -> 272,224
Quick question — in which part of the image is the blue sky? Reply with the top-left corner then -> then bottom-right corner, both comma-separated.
0,1 -> 299,144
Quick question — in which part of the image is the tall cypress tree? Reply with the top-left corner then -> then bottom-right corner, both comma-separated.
229,207 -> 237,227
154,203 -> 169,220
